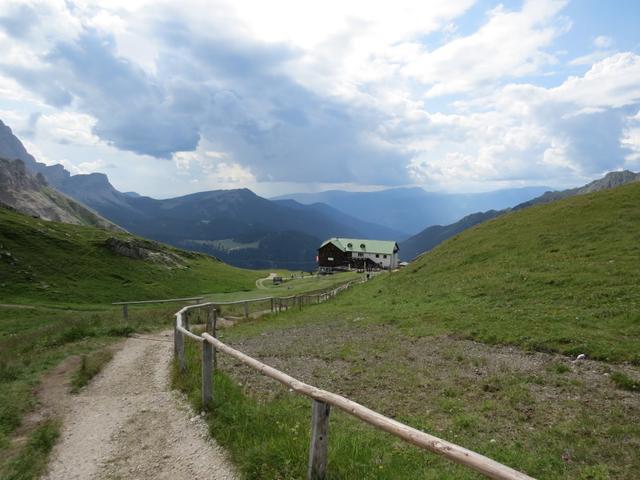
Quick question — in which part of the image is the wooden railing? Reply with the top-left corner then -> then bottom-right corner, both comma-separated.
113,296 -> 205,320
208,278 -> 361,320
173,289 -> 536,480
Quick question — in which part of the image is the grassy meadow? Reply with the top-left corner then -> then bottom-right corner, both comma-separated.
0,206 -> 363,479
174,183 -> 640,479
0,206 -> 261,305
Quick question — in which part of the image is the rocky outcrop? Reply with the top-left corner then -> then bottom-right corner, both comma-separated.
514,170 -> 640,210
104,237 -> 185,267
0,157 -> 122,231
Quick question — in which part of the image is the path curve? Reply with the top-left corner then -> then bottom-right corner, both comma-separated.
255,272 -> 277,289
43,332 -> 237,480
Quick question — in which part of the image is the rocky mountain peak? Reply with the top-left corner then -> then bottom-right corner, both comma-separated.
581,170 -> 640,193
0,158 -> 47,191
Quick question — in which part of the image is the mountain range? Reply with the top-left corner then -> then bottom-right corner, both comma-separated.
7,118 -> 630,269
0,157 -> 121,231
272,185 -> 550,235
400,170 -> 640,260
1,120 -> 410,269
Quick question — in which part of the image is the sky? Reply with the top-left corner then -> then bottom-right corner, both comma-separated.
0,0 -> 639,198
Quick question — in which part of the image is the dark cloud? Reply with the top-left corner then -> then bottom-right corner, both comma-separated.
539,103 -> 638,174
44,32 -> 201,157
0,12 -> 411,184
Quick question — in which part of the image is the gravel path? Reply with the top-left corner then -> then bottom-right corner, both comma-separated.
43,331 -> 237,480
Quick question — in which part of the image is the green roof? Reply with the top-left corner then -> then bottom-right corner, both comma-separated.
320,237 -> 398,255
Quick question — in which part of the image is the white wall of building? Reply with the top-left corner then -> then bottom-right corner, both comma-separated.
352,251 -> 398,269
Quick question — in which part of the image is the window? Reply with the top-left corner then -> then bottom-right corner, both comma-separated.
360,243 -> 366,249
347,243 -> 353,248
375,254 -> 380,258
383,255 -> 387,259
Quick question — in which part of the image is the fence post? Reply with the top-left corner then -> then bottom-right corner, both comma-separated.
176,325 -> 186,373
184,310 -> 190,331
212,307 -> 218,372
308,400 -> 331,480
207,305 -> 215,335
173,322 -> 178,356
202,341 -> 213,409
298,296 -> 302,311
122,304 -> 128,320
271,297 -> 274,313
243,301 -> 249,320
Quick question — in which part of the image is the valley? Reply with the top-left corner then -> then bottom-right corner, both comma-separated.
173,183 -> 640,479
1,4 -> 639,479
1,137 -> 640,479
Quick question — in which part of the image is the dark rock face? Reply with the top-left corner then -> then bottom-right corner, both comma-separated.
0,120 -> 71,187
104,237 -> 185,267
0,158 -> 46,191
0,157 -> 121,231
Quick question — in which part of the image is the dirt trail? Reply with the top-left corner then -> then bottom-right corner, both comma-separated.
43,332 -> 237,480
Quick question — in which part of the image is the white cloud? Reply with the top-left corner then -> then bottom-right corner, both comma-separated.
552,53 -> 640,109
37,112 -> 102,146
393,53 -> 640,190
593,35 -> 613,49
172,142 -> 256,188
400,0 -> 570,97
621,110 -> 640,164
568,50 -> 613,66
2,0 -> 639,197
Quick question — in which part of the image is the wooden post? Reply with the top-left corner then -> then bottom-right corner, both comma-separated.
206,305 -> 215,335
298,296 -> 302,311
243,301 -> 249,320
176,327 -> 186,373
184,311 -> 190,331
271,297 -> 274,313
173,324 -> 178,356
308,400 -> 331,480
212,308 -> 218,372
122,304 -> 128,320
202,341 -> 213,409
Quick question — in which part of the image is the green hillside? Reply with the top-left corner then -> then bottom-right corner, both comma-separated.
0,206 -> 261,304
178,182 -> 640,479
232,181 -> 640,362
370,180 -> 640,363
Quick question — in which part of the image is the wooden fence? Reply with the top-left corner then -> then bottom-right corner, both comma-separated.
172,287 -> 536,480
205,278 -> 360,321
113,296 -> 205,320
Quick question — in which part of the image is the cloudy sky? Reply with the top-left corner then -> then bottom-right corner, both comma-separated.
1,0 -> 639,198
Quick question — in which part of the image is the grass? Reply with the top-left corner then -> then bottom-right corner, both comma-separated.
0,209 -> 360,479
0,206 -> 263,304
175,342 -> 490,480
70,349 -> 114,393
173,183 -> 640,479
4,179 -> 640,477
610,372 -> 640,392
232,182 -> 640,364
0,420 -> 60,480
176,312 -> 640,479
